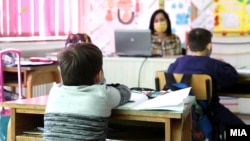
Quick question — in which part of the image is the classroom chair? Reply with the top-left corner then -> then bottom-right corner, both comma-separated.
155,71 -> 212,100
155,71 -> 226,140
0,48 -> 23,110
0,48 -> 23,141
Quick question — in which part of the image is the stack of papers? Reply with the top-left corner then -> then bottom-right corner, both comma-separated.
219,96 -> 239,113
117,87 -> 191,112
237,69 -> 250,75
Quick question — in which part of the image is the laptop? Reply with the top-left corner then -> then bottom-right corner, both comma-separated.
114,29 -> 160,57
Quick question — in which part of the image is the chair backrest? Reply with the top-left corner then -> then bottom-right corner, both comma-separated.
155,71 -> 212,100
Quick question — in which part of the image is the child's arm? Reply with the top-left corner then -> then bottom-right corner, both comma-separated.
106,83 -> 131,107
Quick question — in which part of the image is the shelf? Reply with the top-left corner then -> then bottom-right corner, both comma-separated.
16,134 -> 43,141
219,93 -> 250,98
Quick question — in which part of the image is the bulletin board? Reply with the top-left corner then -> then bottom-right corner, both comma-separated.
213,0 -> 250,36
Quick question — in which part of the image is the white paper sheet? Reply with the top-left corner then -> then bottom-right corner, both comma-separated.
133,87 -> 191,111
16,60 -> 53,66
116,92 -> 148,109
117,87 -> 191,112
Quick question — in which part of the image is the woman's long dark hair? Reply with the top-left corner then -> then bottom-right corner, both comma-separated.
149,9 -> 172,35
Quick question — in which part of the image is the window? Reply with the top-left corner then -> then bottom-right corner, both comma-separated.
0,0 -> 80,38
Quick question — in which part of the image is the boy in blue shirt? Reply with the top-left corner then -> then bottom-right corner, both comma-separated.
167,28 -> 245,126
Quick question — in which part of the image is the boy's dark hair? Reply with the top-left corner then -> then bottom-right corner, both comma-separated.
188,28 -> 212,52
149,9 -> 172,35
58,43 -> 103,86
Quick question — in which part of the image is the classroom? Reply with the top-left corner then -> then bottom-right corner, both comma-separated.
1,0 -> 250,141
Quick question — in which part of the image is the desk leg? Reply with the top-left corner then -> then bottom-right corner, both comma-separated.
26,73 -> 33,98
165,119 -> 171,141
182,112 -> 192,141
7,118 -> 11,141
171,113 -> 192,141
10,109 -> 16,141
171,119 -> 182,141
26,83 -> 33,99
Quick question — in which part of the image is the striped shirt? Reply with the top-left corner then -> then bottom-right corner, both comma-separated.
151,34 -> 181,56
43,84 -> 131,141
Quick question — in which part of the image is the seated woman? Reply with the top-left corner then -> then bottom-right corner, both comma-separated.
149,9 -> 182,56
65,33 -> 92,47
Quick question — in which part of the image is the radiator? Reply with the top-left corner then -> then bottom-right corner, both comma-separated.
11,83 -> 54,97
30,83 -> 54,97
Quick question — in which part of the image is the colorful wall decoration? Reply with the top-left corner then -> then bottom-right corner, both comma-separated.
213,0 -> 250,36
80,0 -> 192,53
190,0 -> 214,30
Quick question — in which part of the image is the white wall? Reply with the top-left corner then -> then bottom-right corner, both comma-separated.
211,36 -> 250,68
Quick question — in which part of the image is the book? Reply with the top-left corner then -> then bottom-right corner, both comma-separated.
219,96 -> 238,105
23,127 -> 43,136
117,87 -> 191,111
238,98 -> 250,114
237,69 -> 250,75
223,105 -> 239,113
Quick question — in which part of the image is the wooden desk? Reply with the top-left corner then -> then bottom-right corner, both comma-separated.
0,96 -> 192,141
4,64 -> 61,98
219,70 -> 250,98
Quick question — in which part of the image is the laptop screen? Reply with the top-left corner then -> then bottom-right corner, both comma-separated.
114,29 -> 155,57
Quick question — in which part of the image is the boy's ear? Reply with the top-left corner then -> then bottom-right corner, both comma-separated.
94,70 -> 103,83
207,43 -> 212,50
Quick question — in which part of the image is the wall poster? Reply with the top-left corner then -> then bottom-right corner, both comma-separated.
213,0 -> 250,36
